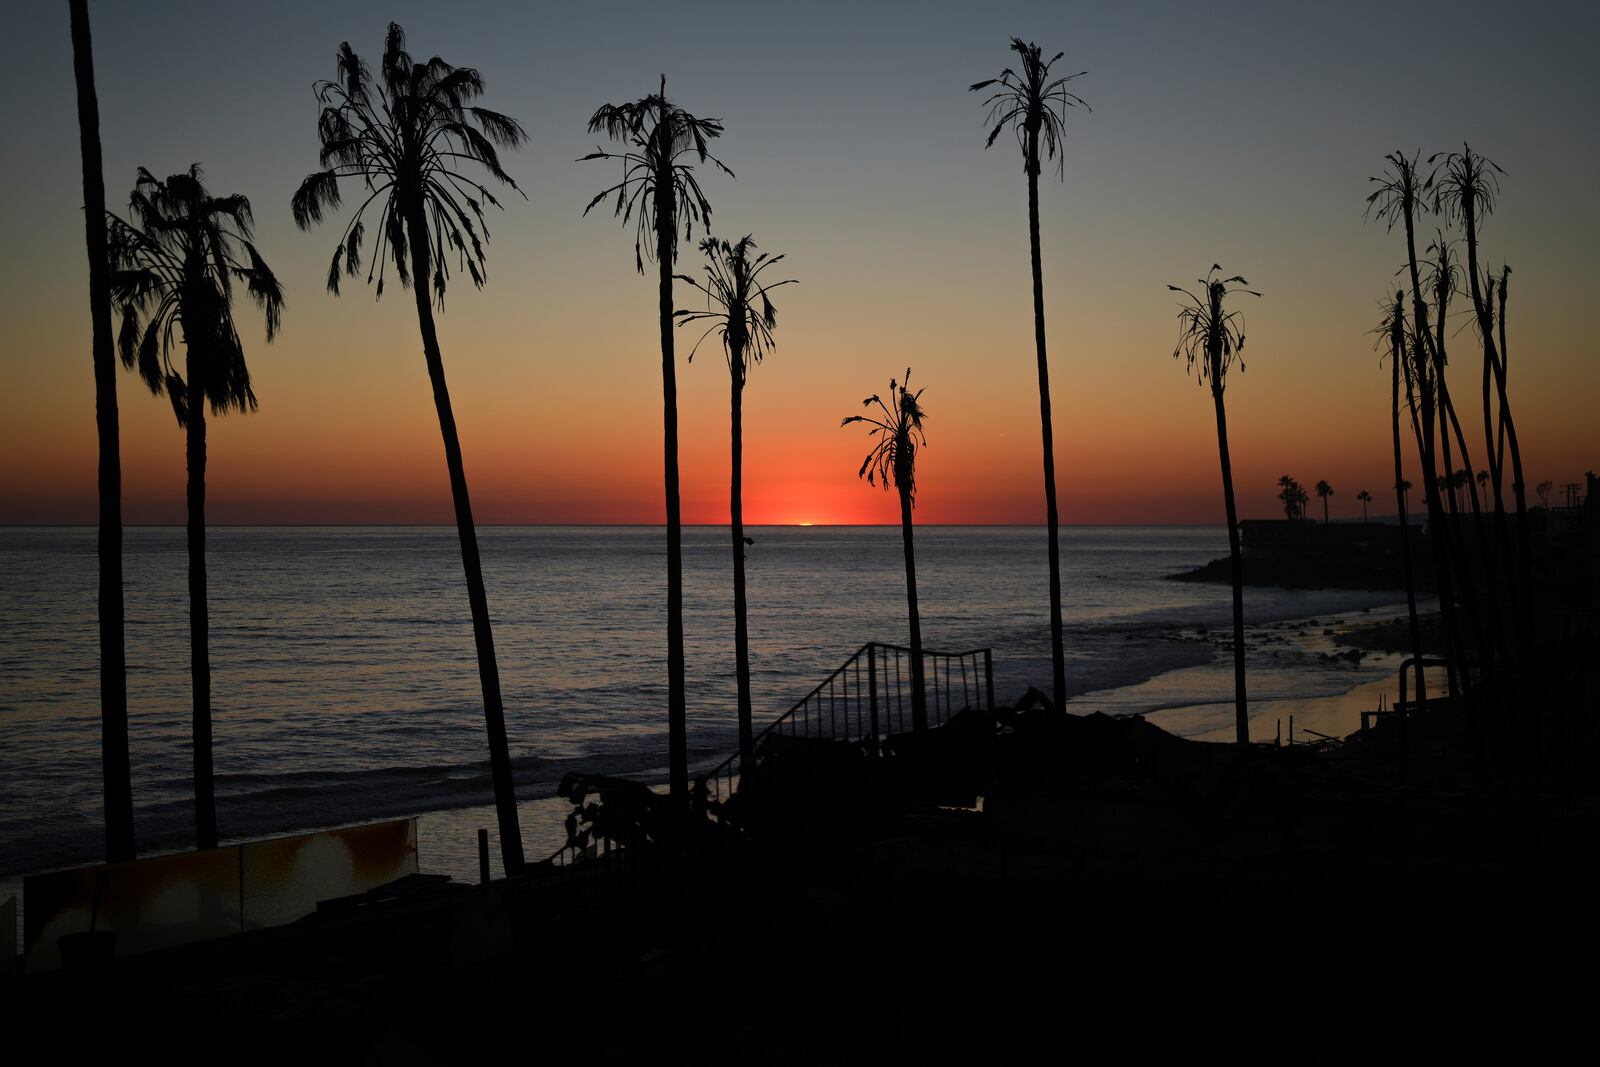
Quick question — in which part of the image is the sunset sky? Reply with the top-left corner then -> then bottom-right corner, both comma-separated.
2,0 -> 1594,526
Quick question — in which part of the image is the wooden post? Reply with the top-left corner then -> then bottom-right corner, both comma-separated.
477,828 -> 490,887
984,649 -> 995,713
867,644 -> 880,757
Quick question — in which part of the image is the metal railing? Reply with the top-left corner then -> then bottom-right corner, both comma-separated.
699,642 -> 994,810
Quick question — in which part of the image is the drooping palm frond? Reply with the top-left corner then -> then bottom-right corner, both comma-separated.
1429,144 -> 1505,228
291,21 -> 526,304
1168,265 -> 1258,392
970,37 -> 1089,178
107,165 -> 282,425
673,234 -> 796,374
1364,150 -> 1430,233
841,369 -> 928,504
580,76 -> 733,273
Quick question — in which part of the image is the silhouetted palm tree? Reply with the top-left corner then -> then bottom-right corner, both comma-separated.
109,166 -> 282,851
1277,475 -> 1303,521
70,0 -> 134,862
1433,146 -> 1530,582
842,371 -> 930,731
291,24 -> 527,871
1315,480 -> 1334,524
1356,490 -> 1372,523
582,77 -> 731,807
1170,267 -> 1258,747
971,39 -> 1088,714
1375,294 -> 1424,696
676,234 -> 795,767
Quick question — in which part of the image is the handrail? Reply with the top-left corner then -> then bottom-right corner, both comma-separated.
538,641 -> 995,869
699,642 -> 994,812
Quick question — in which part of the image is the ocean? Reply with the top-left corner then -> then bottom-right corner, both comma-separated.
0,525 -> 1421,889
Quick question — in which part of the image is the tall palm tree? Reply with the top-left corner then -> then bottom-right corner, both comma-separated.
109,166 -> 283,851
291,23 -> 528,871
1432,146 -> 1529,580
1169,267 -> 1258,747
1315,480 -> 1334,524
582,77 -> 731,807
70,0 -> 134,862
1356,490 -> 1373,524
971,39 -> 1088,714
1375,294 -> 1425,699
842,371 -> 930,732
675,235 -> 795,767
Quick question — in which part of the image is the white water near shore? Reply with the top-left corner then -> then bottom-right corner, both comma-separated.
1,525 -> 1426,909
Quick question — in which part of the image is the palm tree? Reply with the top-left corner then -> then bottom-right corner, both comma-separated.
1169,267 -> 1258,748
582,78 -> 731,807
1357,490 -> 1373,524
291,24 -> 528,871
1315,480 -> 1334,524
971,39 -> 1088,715
842,371 -> 930,732
675,235 -> 794,767
109,166 -> 283,851
1375,294 -> 1424,699
69,0 -> 134,862
1278,475 -> 1302,521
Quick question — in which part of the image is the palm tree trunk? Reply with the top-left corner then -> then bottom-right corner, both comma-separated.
730,360 -> 753,766
1213,387 -> 1248,745
1024,128 -> 1066,713
899,485 -> 927,732
1391,327 -> 1425,702
654,185 -> 688,807
186,374 -> 217,851
403,206 -> 524,873
70,0 -> 134,862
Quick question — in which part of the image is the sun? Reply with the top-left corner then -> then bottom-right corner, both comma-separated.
798,521 -> 814,527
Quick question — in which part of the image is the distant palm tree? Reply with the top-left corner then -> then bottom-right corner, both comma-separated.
582,77 -> 731,807
971,39 -> 1088,715
1356,490 -> 1373,523
69,0 -> 134,862
1277,475 -> 1303,521
291,23 -> 528,871
1536,480 -> 1552,510
109,166 -> 283,850
842,371 -> 930,732
1399,480 -> 1414,515
1315,480 -> 1334,524
676,234 -> 795,767
1170,267 -> 1259,747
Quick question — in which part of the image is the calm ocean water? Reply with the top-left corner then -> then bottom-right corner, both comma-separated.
0,525 -> 1414,885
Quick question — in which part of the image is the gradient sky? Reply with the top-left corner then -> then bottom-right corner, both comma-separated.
2,0 -> 1595,525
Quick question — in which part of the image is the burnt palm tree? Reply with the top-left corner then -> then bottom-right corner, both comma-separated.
582,78 -> 731,807
291,23 -> 528,871
675,235 -> 795,767
1315,480 -> 1334,524
70,0 -> 134,862
1170,267 -> 1258,747
842,371 -> 930,731
971,39 -> 1088,715
1356,490 -> 1373,523
109,166 -> 283,850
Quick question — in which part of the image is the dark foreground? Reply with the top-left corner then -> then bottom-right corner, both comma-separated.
8,699 -> 1600,1062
